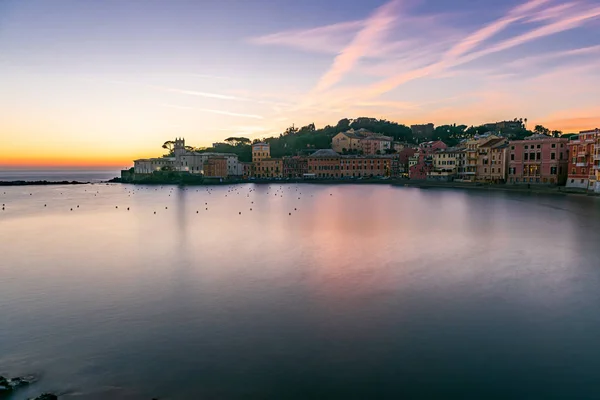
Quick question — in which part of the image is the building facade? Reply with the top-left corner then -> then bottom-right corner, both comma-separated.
508,134 -> 569,185
566,130 -> 598,190
283,156 -> 308,178
339,155 -> 392,178
428,148 -> 463,181
203,157 -> 228,178
360,135 -> 393,155
307,149 -> 341,178
476,138 -> 508,183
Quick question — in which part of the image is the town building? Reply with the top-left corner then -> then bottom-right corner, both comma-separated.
331,130 -> 364,153
360,135 -> 393,155
203,157 -> 228,178
476,138 -> 508,183
485,120 -> 524,133
566,129 -> 598,190
339,155 -> 392,178
411,123 -> 434,137
428,148 -> 464,181
307,149 -> 341,178
594,133 -> 600,193
508,134 -> 569,185
283,156 -> 308,178
409,141 -> 447,179
457,135 -> 501,182
331,129 -> 392,154
133,157 -> 176,174
133,138 -> 245,177
252,142 -> 283,178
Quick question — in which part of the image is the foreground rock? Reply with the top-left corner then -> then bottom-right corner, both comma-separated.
31,394 -> 58,400
0,375 -> 33,393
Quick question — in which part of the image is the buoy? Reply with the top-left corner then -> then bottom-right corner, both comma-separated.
116,206 -> 118,208
196,211 -> 198,213
127,207 -> 130,210
77,205 -> 79,208
154,211 -> 156,214
289,212 -> 291,215
239,212 -> 241,214
165,207 -> 168,209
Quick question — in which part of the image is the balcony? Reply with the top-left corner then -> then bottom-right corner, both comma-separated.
578,151 -> 588,157
594,165 -> 600,170
576,163 -> 586,167
594,154 -> 600,161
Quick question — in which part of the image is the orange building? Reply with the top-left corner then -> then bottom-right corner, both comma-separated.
203,157 -> 228,178
307,149 -> 341,178
339,155 -> 392,177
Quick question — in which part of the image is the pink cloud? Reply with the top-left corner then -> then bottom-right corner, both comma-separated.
312,0 -> 402,93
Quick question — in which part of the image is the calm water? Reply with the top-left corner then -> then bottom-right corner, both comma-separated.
2,183 -> 600,399
0,170 -> 120,183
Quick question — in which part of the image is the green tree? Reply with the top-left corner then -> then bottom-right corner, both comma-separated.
534,125 -> 551,135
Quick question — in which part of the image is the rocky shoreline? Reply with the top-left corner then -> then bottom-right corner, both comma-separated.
0,375 -> 56,399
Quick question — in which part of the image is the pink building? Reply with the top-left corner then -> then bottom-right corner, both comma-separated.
419,140 -> 447,155
409,141 -> 447,179
360,135 -> 393,155
566,129 -> 598,190
508,134 -> 569,185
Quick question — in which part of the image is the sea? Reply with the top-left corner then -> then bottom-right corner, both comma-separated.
1,174 -> 600,399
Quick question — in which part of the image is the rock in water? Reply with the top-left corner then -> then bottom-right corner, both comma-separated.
31,394 -> 58,400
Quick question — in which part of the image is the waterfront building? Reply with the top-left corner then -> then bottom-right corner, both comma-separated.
566,129 -> 598,190
398,148 -> 418,176
283,156 -> 308,178
457,135 -> 501,182
203,157 -> 228,178
133,157 -> 176,174
595,133 -> 600,193
409,141 -> 447,179
307,149 -> 341,178
339,155 -> 392,178
133,138 -> 244,177
508,134 -> 569,185
252,142 -> 283,178
428,147 -> 464,182
476,138 -> 508,183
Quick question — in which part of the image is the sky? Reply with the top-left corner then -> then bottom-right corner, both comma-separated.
0,0 -> 599,168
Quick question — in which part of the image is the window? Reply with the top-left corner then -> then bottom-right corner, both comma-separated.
581,179 -> 585,184
571,179 -> 574,183
560,153 -> 563,160
537,145 -> 541,149
511,154 -> 515,161
525,145 -> 529,149
511,146 -> 515,150
551,166 -> 557,175
536,153 -> 541,160
551,152 -> 556,160
524,153 -> 529,160
552,144 -> 556,148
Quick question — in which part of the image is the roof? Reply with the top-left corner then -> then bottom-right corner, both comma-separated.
191,152 -> 238,157
252,142 -> 269,146
309,149 -> 340,157
524,134 -> 552,140
478,138 -> 506,148
364,135 -> 393,141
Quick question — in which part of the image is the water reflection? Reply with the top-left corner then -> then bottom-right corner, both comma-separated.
1,184 -> 600,399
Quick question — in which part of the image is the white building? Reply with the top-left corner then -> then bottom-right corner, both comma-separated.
133,138 -> 244,177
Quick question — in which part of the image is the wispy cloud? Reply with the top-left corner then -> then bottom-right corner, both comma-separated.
248,20 -> 362,54
363,0 -> 600,98
162,103 -> 264,119
312,0 -> 401,93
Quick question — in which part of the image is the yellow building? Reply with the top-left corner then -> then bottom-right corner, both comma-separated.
429,148 -> 463,181
251,142 -> 282,178
252,142 -> 270,161
331,131 -> 363,153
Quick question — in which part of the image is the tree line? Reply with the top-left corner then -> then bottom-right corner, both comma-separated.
161,117 -> 565,163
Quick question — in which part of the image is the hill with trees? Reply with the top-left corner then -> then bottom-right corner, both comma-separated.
161,117 -> 561,162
